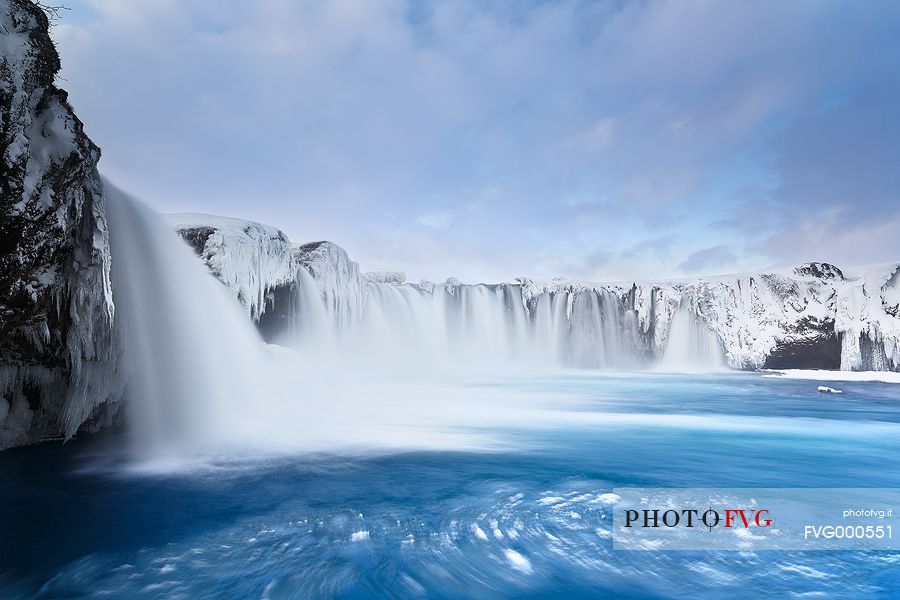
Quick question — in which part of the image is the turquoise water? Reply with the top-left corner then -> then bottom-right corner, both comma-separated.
3,372 -> 900,598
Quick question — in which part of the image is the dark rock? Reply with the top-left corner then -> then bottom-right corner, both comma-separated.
178,226 -> 216,256
794,262 -> 844,280
763,332 -> 842,370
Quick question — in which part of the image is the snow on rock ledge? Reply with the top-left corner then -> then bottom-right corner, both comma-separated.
167,213 -> 295,322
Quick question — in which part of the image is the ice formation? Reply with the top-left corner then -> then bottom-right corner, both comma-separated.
176,212 -> 900,373
167,213 -> 295,322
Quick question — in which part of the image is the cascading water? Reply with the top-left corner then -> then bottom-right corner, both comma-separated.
106,187 -> 732,462
357,282 -> 450,369
452,284 -> 530,365
568,290 -> 644,368
659,304 -> 725,372
106,189 -> 549,457
107,184 -> 262,458
287,276 -> 537,372
532,291 -> 569,365
278,267 -> 336,357
283,277 -> 659,371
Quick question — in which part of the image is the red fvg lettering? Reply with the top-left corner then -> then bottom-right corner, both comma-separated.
724,509 -> 772,528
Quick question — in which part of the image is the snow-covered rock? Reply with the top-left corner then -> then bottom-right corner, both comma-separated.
162,229 -> 369,341
364,271 -> 406,285
0,0 -> 121,448
167,213 -> 295,322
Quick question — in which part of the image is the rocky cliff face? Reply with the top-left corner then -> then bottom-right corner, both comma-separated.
0,0 -> 119,448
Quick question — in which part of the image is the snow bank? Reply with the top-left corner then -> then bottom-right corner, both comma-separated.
763,370 -> 900,384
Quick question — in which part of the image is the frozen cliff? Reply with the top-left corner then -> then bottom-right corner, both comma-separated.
176,211 -> 900,373
167,213 -> 295,322
0,0 -> 120,448
520,262 -> 900,371
166,213 -> 367,336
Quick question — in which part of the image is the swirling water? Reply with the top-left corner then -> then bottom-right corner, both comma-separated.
3,371 -> 900,599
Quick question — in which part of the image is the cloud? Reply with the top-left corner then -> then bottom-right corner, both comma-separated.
678,245 -> 738,274
559,117 -> 616,153
621,235 -> 678,262
761,211 -> 900,268
52,0 -> 900,282
418,211 -> 453,229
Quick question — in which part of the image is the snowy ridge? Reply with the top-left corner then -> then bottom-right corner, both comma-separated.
167,213 -> 295,322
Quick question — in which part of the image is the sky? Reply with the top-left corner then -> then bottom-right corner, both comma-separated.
52,0 -> 900,283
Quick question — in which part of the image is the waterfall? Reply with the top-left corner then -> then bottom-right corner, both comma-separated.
659,304 -> 724,372
530,289 -> 643,369
280,267 -> 336,356
281,277 -> 659,372
287,277 -> 534,372
103,187 -> 737,463
108,181 -> 731,429
107,184 -> 262,457
355,282 -> 447,369
532,291 -> 569,365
